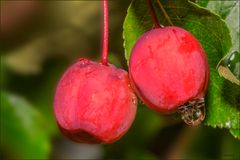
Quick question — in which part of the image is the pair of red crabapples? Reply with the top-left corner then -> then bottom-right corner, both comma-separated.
54,26 -> 209,144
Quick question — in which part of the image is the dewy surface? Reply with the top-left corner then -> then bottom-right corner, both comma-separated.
129,26 -> 209,113
54,59 -> 137,143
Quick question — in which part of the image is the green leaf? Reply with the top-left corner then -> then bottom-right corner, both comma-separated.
224,1 -> 239,54
230,128 -> 240,140
123,0 -> 239,138
196,0 -> 209,8
199,1 -> 240,84
1,91 -> 51,159
202,1 -> 238,19
204,70 -> 240,130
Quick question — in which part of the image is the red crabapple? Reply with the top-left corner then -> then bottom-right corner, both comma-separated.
129,26 -> 209,114
54,58 -> 137,143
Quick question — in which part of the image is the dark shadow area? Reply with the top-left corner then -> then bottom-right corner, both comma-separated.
222,79 -> 240,111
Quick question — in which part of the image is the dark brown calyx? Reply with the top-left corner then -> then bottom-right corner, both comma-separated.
177,98 -> 205,126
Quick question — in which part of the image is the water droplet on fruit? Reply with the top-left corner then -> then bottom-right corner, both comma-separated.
177,97 -> 205,126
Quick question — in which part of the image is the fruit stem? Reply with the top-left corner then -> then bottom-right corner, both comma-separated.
146,0 -> 161,28
101,0 -> 109,65
156,0 -> 173,26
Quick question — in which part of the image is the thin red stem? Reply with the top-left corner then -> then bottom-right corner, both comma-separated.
101,0 -> 109,65
146,0 -> 161,28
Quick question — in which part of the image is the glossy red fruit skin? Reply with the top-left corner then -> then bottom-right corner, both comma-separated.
54,58 -> 137,144
129,26 -> 209,113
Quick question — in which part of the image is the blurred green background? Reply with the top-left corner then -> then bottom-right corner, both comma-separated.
1,1 -> 239,159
